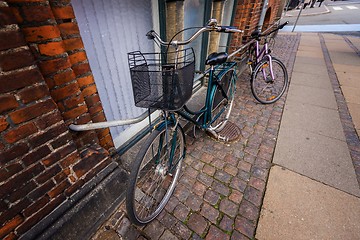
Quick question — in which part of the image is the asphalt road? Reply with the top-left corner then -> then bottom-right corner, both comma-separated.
281,0 -> 360,33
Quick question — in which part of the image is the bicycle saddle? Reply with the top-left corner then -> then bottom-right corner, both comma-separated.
205,52 -> 228,66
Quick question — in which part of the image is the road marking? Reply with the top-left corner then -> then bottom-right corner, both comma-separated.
332,6 -> 343,10
346,6 -> 358,9
281,24 -> 360,32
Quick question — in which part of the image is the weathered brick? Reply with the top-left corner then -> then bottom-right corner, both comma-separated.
63,38 -> 83,51
0,117 -> 9,132
0,94 -> 18,114
72,62 -> 91,77
9,99 -> 57,124
35,111 -> 62,130
0,30 -> 25,51
59,22 -> 80,36
52,6 -> 75,19
53,69 -> 76,86
68,51 -> 87,65
0,7 -> 18,26
23,195 -> 50,217
0,142 -> 29,165
51,133 -> 72,149
36,164 -> 61,184
73,147 -> 107,178
30,124 -> 68,148
38,41 -> 65,56
3,122 -> 37,144
83,92 -> 99,105
65,178 -> 84,196
22,145 -> 51,166
81,85 -> 97,97
50,82 -> 79,101
38,57 -> 71,75
22,25 -> 61,42
0,163 -> 43,199
21,5 -> 54,22
16,194 -> 66,234
0,215 -> 23,239
63,94 -> 84,110
0,163 -> 23,182
0,49 -> 35,71
48,179 -> 70,198
62,105 -> 87,120
28,180 -> 55,201
8,180 -> 37,203
0,68 -> 43,94
17,84 -> 50,104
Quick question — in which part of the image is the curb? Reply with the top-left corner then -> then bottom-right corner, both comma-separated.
285,5 -> 331,17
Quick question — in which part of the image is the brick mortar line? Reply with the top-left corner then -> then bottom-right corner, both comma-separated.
318,33 -> 360,187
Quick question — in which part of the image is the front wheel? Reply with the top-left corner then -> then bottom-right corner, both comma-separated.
251,57 -> 288,104
126,122 -> 185,225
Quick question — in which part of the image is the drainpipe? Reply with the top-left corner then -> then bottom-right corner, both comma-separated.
258,0 -> 269,30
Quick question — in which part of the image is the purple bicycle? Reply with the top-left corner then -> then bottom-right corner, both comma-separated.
247,21 -> 289,104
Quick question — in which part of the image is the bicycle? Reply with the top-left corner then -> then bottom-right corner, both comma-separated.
70,19 -> 243,225
246,21 -> 289,104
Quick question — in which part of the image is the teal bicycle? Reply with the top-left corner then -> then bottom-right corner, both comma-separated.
70,19 -> 242,225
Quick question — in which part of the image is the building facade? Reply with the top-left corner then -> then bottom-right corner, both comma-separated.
0,0 -> 284,239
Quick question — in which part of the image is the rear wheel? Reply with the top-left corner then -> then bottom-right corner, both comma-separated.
209,69 -> 236,132
251,57 -> 288,104
126,123 -> 185,225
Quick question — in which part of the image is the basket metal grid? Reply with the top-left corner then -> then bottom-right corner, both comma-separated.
128,48 -> 195,111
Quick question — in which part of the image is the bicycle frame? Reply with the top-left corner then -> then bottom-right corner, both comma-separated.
176,61 -> 237,130
253,39 -> 275,80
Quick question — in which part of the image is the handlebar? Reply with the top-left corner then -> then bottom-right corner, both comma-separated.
146,19 -> 243,47
251,21 -> 289,39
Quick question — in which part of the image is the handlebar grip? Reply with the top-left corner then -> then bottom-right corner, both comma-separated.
278,21 -> 289,30
146,30 -> 155,39
217,26 -> 243,33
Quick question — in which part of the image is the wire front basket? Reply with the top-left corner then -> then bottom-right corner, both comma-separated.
128,48 -> 195,111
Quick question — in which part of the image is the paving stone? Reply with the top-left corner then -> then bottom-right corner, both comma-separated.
244,186 -> 262,207
211,158 -> 226,169
203,164 -> 216,176
214,170 -> 232,184
212,180 -> 230,196
143,220 -> 165,240
219,215 -> 234,233
192,180 -> 207,197
158,211 -> 178,229
165,196 -> 179,213
204,189 -> 221,206
173,183 -> 191,202
220,199 -> 239,218
197,172 -> 214,187
200,202 -> 219,224
230,177 -> 247,193
173,202 -> 190,222
231,230 -> 250,240
173,222 -> 192,240
205,225 -> 230,240
238,200 -> 259,221
234,216 -> 255,239
229,189 -> 243,204
224,164 -> 238,176
248,177 -> 265,192
186,194 -> 203,211
187,213 -> 208,236
159,229 -> 178,240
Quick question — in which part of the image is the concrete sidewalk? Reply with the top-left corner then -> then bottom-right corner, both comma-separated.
256,33 -> 360,239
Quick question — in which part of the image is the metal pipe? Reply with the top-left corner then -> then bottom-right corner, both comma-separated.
69,111 -> 150,131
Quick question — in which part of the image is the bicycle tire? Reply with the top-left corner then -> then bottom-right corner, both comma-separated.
251,56 -> 288,104
209,68 -> 236,132
126,122 -> 185,225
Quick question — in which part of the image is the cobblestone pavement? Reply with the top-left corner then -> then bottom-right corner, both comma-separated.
92,33 -> 301,240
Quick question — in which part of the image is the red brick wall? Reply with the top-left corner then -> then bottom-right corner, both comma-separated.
231,0 -> 284,46
0,1 -> 114,239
